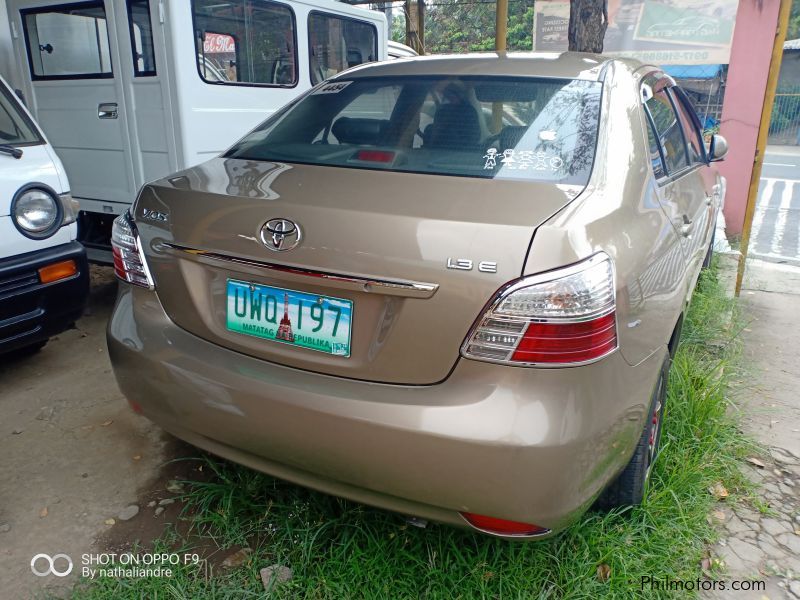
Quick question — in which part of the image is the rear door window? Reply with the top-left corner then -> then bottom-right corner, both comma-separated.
22,2 -> 113,79
669,88 -> 706,165
308,13 -> 377,85
192,0 -> 297,87
644,115 -> 666,179
645,89 -> 689,175
225,76 -> 602,185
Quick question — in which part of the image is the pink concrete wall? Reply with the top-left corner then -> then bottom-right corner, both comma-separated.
718,0 -> 781,236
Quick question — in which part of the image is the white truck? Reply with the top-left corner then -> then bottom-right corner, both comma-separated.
1,0 -> 387,262
1,73 -> 89,355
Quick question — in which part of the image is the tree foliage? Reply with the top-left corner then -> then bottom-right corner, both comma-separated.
389,0 -> 535,54
788,0 -> 800,42
388,0 -> 612,55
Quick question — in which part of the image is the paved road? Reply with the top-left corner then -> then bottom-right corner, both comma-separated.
751,147 -> 800,266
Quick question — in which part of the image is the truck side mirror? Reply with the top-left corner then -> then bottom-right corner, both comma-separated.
709,134 -> 728,162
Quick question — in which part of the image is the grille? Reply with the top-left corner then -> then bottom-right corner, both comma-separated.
0,270 -> 39,298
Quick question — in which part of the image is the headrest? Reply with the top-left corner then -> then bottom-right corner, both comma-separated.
331,117 -> 387,146
425,103 -> 482,149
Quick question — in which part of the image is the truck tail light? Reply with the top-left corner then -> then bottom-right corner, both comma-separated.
461,253 -> 617,366
111,211 -> 154,289
460,512 -> 550,537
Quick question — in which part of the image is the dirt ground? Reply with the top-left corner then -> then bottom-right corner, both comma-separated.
0,266 -> 193,599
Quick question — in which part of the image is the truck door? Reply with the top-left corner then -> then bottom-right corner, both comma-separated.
115,0 -> 180,193
8,1 -> 138,229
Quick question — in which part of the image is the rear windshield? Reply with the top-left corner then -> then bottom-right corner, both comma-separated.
0,84 -> 42,146
225,75 -> 602,184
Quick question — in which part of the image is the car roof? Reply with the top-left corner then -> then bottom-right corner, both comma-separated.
339,52 -> 647,82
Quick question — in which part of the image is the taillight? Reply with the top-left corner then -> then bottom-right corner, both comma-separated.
111,211 -> 154,289
460,512 -> 550,537
461,253 -> 617,366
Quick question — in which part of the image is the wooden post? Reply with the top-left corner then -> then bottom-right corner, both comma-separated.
405,0 -> 416,52
734,0 -> 792,296
405,0 -> 424,55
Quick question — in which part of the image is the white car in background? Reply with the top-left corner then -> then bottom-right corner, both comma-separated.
0,75 -> 88,356
387,40 -> 418,59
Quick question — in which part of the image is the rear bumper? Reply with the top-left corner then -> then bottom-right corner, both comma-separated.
0,241 -> 89,353
108,284 -> 666,537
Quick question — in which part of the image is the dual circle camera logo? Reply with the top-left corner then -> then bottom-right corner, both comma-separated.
30,553 -> 73,577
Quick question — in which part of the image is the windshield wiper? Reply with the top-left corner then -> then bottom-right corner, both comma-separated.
0,144 -> 23,159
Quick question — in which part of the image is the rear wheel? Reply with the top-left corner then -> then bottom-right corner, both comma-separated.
595,355 -> 669,509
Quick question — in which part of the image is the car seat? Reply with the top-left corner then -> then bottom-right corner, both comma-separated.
423,103 -> 482,149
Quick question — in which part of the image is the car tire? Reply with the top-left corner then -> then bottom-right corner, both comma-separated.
594,354 -> 669,509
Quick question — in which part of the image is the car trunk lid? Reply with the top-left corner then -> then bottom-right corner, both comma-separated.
135,158 -> 581,385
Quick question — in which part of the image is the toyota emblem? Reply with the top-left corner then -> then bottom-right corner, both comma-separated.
260,218 -> 302,252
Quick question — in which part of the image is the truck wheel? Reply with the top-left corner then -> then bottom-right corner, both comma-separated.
595,355 -> 669,509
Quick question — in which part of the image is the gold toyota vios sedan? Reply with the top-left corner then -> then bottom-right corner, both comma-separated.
108,53 -> 727,539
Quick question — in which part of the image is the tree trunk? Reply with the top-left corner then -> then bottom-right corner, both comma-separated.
568,0 -> 608,53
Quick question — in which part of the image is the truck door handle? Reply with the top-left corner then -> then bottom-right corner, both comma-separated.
680,215 -> 694,237
98,103 -> 118,119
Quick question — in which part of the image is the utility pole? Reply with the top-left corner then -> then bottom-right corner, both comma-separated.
734,0 -> 792,296
378,2 -> 392,33
495,0 -> 508,53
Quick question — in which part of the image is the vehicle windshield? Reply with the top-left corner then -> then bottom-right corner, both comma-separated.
0,84 -> 42,146
225,75 -> 602,184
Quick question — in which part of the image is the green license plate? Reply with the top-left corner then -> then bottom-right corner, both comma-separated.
226,279 -> 352,357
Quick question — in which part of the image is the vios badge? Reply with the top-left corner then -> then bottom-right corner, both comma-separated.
260,218 -> 302,252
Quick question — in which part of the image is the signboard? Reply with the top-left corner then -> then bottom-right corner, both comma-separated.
203,32 -> 236,54
533,0 -> 739,65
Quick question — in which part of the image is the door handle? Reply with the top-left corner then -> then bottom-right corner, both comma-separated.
98,103 -> 118,119
680,215 -> 694,237
705,195 -> 713,206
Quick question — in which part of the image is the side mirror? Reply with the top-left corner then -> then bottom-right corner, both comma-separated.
709,134 -> 728,162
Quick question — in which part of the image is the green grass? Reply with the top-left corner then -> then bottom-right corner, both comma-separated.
71,263 -> 753,599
